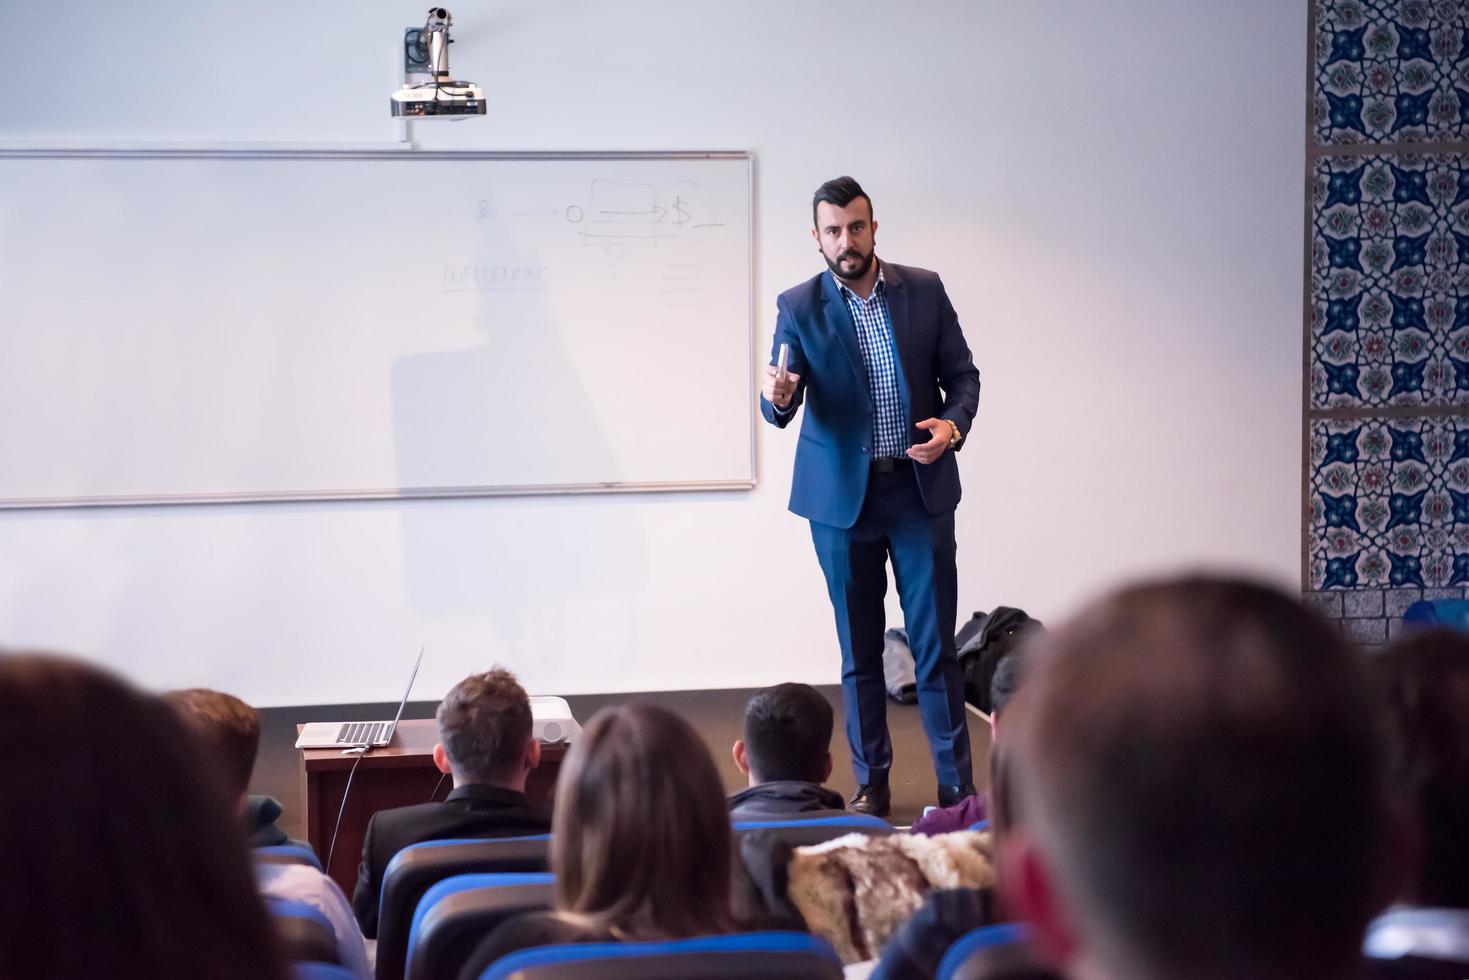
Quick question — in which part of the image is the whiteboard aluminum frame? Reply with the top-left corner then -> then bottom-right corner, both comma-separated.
0,147 -> 757,510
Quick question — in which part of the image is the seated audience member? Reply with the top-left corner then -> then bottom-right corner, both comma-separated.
166,687 -> 370,979
911,650 -> 1029,835
728,682 -> 846,820
1364,628 -> 1469,978
162,687 -> 305,846
999,576 -> 1398,980
0,653 -> 286,980
352,666 -> 551,937
459,703 -> 739,977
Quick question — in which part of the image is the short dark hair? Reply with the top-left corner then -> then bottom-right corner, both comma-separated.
990,651 -> 1029,718
1372,628 -> 1469,907
436,667 -> 533,785
0,653 -> 286,979
812,176 -> 873,228
164,688 -> 261,800
742,682 -> 833,783
1006,576 -> 1389,980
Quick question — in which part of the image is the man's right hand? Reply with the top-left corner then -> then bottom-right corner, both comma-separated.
761,364 -> 800,409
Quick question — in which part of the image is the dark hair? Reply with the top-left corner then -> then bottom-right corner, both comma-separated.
1372,628 -> 1469,908
0,653 -> 286,980
551,703 -> 735,939
437,667 -> 533,785
990,651 -> 1029,719
1006,577 -> 1388,980
164,687 -> 261,800
742,682 -> 833,784
812,175 -> 872,228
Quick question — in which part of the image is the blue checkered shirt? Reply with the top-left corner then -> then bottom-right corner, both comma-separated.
835,264 -> 907,460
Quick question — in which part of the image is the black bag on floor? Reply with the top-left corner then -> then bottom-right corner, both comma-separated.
956,607 -> 1043,713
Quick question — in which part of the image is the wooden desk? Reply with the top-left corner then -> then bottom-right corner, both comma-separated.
299,719 -> 566,897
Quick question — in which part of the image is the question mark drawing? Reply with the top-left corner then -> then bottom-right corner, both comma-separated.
605,243 -> 625,277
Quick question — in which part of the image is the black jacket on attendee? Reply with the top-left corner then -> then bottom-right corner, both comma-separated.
351,784 -> 551,937
726,780 -> 846,822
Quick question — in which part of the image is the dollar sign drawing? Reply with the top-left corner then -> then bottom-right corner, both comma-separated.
671,196 -> 690,228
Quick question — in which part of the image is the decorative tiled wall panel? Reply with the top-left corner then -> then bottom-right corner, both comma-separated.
1308,416 -> 1469,588
1311,153 -> 1469,409
1315,0 -> 1469,145
1307,2 -> 1469,647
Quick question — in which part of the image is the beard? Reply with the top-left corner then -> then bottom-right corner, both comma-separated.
823,246 -> 874,282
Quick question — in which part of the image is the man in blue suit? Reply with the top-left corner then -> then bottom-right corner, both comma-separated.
760,176 -> 980,817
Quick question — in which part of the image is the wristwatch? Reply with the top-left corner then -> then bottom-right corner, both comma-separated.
945,419 -> 962,447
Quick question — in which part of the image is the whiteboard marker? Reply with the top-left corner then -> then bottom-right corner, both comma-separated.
777,343 -> 790,380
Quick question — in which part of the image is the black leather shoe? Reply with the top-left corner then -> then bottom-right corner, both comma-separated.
848,784 -> 892,818
937,783 -> 978,808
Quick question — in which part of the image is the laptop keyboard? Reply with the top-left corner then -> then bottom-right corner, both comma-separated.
337,721 -> 388,745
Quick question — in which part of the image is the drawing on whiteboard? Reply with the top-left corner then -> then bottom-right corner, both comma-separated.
456,176 -> 730,285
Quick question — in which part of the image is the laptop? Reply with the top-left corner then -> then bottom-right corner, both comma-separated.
294,646 -> 424,749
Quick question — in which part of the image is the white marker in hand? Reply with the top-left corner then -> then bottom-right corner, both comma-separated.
777,343 -> 790,381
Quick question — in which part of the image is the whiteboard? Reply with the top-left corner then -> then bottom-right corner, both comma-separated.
0,149 -> 754,508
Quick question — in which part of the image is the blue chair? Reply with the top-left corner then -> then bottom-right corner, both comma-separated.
267,897 -> 341,966
377,835 -> 551,980
405,872 -> 555,980
293,965 -> 359,980
1402,599 -> 1469,630
478,931 -> 844,979
733,814 -> 893,848
256,843 -> 324,871
937,922 -> 1051,980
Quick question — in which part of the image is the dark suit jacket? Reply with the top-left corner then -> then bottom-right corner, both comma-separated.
351,783 -> 551,938
759,262 -> 980,529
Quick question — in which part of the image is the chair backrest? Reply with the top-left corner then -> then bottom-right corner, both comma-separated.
938,923 -> 1055,980
267,897 -> 341,966
478,931 -> 844,980
293,964 -> 360,980
405,872 -> 555,980
377,835 -> 551,980
732,815 -> 893,848
256,843 -> 324,871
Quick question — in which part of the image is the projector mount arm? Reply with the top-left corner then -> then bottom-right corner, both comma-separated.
420,7 -> 455,80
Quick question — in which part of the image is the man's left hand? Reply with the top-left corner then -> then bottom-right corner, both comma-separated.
907,418 -> 950,465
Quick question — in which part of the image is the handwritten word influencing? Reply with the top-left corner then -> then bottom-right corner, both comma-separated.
442,265 -> 553,290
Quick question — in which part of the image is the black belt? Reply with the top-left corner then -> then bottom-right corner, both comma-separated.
871,457 -> 904,473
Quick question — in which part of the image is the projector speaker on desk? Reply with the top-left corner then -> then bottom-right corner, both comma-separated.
530,696 -> 579,744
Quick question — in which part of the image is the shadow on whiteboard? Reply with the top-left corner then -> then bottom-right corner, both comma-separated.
390,307 -> 645,615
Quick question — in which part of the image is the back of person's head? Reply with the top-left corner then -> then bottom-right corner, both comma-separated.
1373,627 -> 1469,909
164,687 -> 261,801
1001,576 -> 1391,980
741,682 -> 833,784
552,702 -> 735,939
0,652 -> 285,980
436,666 -> 533,784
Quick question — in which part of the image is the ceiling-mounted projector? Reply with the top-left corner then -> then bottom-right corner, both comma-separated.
390,7 -> 485,119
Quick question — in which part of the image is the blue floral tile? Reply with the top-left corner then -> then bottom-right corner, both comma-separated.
1309,416 -> 1469,588
1315,0 -> 1469,145
1310,153 -> 1469,409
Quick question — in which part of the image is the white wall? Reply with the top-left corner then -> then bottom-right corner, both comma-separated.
0,1 -> 1306,706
